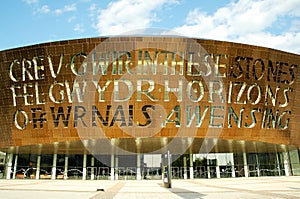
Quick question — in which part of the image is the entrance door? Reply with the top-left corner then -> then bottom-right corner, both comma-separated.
125,167 -> 136,180
195,166 -> 207,178
144,167 -> 161,180
171,167 -> 180,179
208,166 -> 217,178
87,167 -> 97,180
98,167 -> 109,180
234,164 -> 244,177
220,166 -> 232,178
248,164 -> 258,177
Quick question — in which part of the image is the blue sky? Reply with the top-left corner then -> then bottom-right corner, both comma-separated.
1,0 -> 300,54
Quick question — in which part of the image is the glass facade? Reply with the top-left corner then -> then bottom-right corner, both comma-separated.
2,148 -> 300,180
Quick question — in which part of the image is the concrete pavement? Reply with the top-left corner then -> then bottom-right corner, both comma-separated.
0,176 -> 299,199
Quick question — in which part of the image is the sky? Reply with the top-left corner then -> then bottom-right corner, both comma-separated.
1,0 -> 300,54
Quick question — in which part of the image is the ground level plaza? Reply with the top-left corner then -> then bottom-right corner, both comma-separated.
1,148 -> 300,180
0,177 -> 300,199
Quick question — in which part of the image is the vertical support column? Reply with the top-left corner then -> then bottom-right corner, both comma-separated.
163,150 -> 172,188
256,154 -> 260,177
147,168 -> 150,179
82,154 -> 87,180
276,153 -> 281,176
51,154 -> 57,180
161,154 -> 164,180
6,153 -> 13,179
183,156 -> 187,180
137,153 -> 142,180
36,155 -> 41,180
64,155 -> 68,180
283,152 -> 290,176
12,154 -> 18,179
189,154 -> 194,179
216,159 -> 221,178
231,157 -> 236,178
167,150 -> 172,188
110,154 -> 114,180
243,152 -> 249,177
115,157 -> 119,180
207,158 -> 211,179
91,156 -> 95,180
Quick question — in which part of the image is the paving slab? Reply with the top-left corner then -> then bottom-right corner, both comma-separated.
0,176 -> 299,199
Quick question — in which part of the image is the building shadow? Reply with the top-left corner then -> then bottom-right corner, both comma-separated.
162,184 -> 206,199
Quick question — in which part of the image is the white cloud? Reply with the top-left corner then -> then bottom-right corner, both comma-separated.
34,5 -> 50,14
54,3 -> 77,16
173,0 -> 300,54
64,4 -> 77,12
89,3 -> 98,29
94,0 -> 179,36
290,20 -> 300,32
89,3 -> 96,11
74,24 -> 85,33
68,16 -> 76,23
237,31 -> 300,53
89,4 -> 98,20
23,0 -> 38,5
33,3 -> 77,16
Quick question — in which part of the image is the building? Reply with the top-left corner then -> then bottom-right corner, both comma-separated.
0,36 -> 299,180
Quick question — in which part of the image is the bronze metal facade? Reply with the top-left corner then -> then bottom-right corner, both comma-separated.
0,37 -> 299,155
